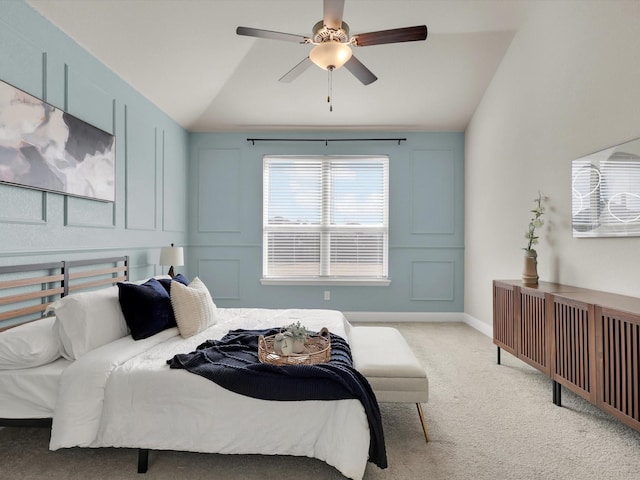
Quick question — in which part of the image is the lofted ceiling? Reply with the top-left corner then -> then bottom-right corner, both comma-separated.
25,0 -> 535,132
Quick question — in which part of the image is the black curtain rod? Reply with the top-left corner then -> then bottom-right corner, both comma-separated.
246,138 -> 407,146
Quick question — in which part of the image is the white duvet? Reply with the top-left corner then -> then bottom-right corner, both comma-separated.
50,309 -> 370,480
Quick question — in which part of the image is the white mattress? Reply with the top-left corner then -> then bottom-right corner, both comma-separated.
0,357 -> 71,419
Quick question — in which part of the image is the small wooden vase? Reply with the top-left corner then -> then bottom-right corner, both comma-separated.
522,250 -> 538,286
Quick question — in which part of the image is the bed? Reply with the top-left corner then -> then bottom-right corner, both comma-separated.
0,257 -> 383,480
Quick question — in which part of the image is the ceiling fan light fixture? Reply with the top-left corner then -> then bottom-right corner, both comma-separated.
309,41 -> 352,70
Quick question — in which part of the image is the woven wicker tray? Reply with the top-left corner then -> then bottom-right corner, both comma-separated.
258,327 -> 331,366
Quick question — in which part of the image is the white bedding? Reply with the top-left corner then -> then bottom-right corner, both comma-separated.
50,308 -> 370,480
0,357 -> 70,418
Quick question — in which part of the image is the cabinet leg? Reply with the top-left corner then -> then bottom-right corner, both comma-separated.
497,346 -> 501,365
553,381 -> 562,406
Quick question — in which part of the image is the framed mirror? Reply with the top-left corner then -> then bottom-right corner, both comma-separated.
572,137 -> 640,237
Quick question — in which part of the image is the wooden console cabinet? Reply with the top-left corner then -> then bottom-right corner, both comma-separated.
493,280 -> 640,434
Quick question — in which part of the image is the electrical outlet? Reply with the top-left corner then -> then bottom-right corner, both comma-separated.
324,291 -> 330,301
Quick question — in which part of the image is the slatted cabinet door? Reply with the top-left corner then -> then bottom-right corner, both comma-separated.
550,295 -> 597,403
518,286 -> 551,375
493,280 -> 640,434
596,306 -> 640,431
493,281 -> 517,356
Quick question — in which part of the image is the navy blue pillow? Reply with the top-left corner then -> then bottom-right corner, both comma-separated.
118,278 -> 176,340
157,274 -> 190,295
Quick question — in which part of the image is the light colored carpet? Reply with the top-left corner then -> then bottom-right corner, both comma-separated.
2,322 -> 640,480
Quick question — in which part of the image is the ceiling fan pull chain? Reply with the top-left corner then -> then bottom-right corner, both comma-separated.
328,67 -> 333,112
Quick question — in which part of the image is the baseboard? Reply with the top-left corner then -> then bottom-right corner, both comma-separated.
343,311 -> 465,323
462,313 -> 493,338
343,311 -> 493,338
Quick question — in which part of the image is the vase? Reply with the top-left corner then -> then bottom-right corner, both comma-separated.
293,338 -> 306,354
522,250 -> 538,286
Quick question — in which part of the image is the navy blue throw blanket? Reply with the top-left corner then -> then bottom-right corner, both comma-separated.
167,328 -> 387,469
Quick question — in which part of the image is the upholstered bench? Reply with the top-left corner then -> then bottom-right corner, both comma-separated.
349,326 -> 430,443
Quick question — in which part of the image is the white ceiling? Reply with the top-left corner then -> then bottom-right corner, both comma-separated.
25,0 -> 535,132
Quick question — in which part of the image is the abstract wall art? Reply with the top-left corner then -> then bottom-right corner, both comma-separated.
0,79 -> 115,202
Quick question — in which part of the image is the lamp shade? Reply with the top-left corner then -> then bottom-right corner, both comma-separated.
159,244 -> 184,267
309,41 -> 352,70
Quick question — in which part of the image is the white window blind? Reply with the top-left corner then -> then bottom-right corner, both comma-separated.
263,155 -> 389,282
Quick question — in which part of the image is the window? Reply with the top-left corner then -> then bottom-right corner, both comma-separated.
262,155 -> 389,285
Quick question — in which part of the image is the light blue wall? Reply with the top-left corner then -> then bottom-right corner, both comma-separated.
1,1 -> 464,315
189,132 -> 464,312
0,0 -> 189,280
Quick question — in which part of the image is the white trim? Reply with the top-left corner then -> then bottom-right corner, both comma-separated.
343,311 -> 494,338
261,278 -> 391,286
462,313 -> 493,338
343,311 -> 465,323
263,155 -> 389,281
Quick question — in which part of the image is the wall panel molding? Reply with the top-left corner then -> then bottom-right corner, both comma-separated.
64,64 -> 115,134
0,18 -> 44,97
41,51 -> 47,101
411,148 -> 455,235
58,63 -> 118,228
198,258 -> 241,300
391,244 -> 464,249
0,245 -> 155,258
0,186 -> 47,225
0,11 -> 48,226
64,195 -> 116,228
410,260 -> 455,301
129,263 -> 158,281
124,105 -> 158,231
197,148 -> 242,233
161,128 -> 187,234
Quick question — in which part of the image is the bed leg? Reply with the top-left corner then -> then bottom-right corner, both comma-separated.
137,449 -> 149,473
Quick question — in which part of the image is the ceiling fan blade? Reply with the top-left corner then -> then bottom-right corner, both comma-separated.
279,57 -> 313,83
236,26 -> 309,44
352,25 -> 428,47
343,55 -> 377,85
323,0 -> 345,29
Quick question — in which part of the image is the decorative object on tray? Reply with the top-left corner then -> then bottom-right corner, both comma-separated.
287,320 -> 309,353
522,191 -> 545,286
272,321 -> 309,354
259,326 -> 331,365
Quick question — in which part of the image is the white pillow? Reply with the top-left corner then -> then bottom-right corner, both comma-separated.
44,286 -> 129,360
170,277 -> 216,338
0,317 -> 62,369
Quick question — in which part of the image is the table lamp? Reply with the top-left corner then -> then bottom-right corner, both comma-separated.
159,243 -> 184,278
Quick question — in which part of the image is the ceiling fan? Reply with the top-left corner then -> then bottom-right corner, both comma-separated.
236,0 -> 427,98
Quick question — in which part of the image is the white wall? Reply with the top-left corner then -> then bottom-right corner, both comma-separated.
465,1 -> 640,326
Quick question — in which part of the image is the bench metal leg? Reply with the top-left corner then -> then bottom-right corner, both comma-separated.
416,403 -> 430,443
